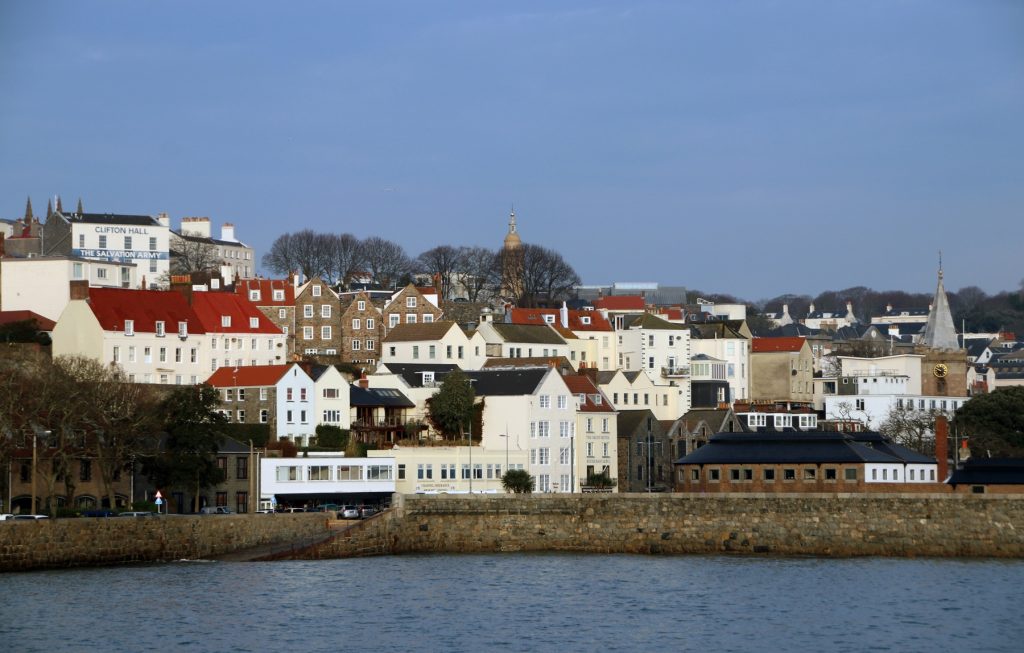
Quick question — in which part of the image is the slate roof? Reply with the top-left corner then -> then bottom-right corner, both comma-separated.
751,337 -> 806,353
948,459 -> 1024,486
620,313 -> 688,331
206,364 -> 292,387
689,322 -> 744,340
675,430 -> 922,465
349,385 -> 415,407
763,323 -> 819,338
61,211 -> 160,227
482,357 -> 573,371
617,409 -> 658,436
174,230 -> 250,248
377,362 -> 461,387
384,321 -> 458,342
490,322 -> 567,345
678,408 -> 735,434
464,367 -> 549,396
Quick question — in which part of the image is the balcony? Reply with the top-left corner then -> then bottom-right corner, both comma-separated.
661,365 -> 690,378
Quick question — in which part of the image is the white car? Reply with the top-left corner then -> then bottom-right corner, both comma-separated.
0,514 -> 14,521
12,514 -> 50,520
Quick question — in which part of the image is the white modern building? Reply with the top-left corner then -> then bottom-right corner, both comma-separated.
260,454 -> 396,505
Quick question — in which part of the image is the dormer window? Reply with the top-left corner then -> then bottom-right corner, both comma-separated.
178,321 -> 188,338
273,290 -> 284,301
221,316 -> 231,328
747,414 -> 766,428
249,317 -> 259,328
580,316 -> 591,325
544,315 -> 555,324
592,394 -> 602,405
124,320 -> 134,336
155,321 -> 165,337
249,290 -> 261,301
578,393 -> 586,405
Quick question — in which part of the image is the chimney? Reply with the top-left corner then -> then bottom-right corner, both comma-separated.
808,303 -> 815,314
170,276 -> 194,305
560,301 -> 569,329
156,212 -> 170,228
935,415 -> 950,483
181,216 -> 211,238
582,366 -> 598,383
886,303 -> 893,312
358,372 -> 369,389
69,279 -> 90,301
221,223 -> 236,242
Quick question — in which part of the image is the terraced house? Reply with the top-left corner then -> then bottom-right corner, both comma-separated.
381,284 -> 443,337
295,276 -> 342,358
340,290 -> 384,368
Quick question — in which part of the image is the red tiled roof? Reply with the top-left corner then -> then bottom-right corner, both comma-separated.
752,337 -> 806,353
191,292 -> 283,334
87,288 -> 204,334
0,310 -> 56,331
234,278 -> 295,306
507,308 -> 612,332
656,308 -> 684,321
592,295 -> 645,311
206,364 -> 293,387
563,375 -> 613,412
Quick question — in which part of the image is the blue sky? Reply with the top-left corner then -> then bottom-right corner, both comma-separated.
1,1 -> 1021,301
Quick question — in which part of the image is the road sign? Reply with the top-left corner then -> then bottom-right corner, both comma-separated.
155,490 -> 163,499
155,498 -> 163,506
270,496 -> 277,506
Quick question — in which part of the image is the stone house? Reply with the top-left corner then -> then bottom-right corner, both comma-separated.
616,409 -> 672,492
235,277 -> 297,357
339,290 -> 384,367
294,277 -> 342,358
749,336 -> 814,406
206,363 -> 316,446
381,284 -> 443,337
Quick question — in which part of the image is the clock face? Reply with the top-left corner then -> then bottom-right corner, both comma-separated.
933,363 -> 949,378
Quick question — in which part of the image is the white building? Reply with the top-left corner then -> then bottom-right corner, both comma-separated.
367,446 -> 527,494
824,394 -> 968,430
260,454 -> 396,505
381,321 -> 487,369
0,256 -> 137,322
43,210 -> 170,288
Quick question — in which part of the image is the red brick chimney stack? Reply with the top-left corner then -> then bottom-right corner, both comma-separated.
69,279 -> 90,301
358,372 -> 369,389
935,415 -> 950,482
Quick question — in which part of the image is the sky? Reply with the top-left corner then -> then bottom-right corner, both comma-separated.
1,1 -> 1021,302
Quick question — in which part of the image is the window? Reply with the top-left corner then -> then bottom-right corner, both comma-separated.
763,469 -> 775,482
366,318 -> 375,330
323,410 -> 341,423
559,421 -> 570,438
366,339 -> 375,351
308,466 -> 331,481
423,314 -> 434,323
783,468 -> 796,481
259,409 -> 268,423
709,469 -> 720,482
249,317 -> 259,329
276,466 -> 300,481
221,315 -> 231,328
80,459 -> 92,482
428,345 -> 436,359
124,320 -> 134,336
300,388 -> 307,401
149,237 -> 157,251
321,326 -> 332,340
143,347 -> 152,363
417,464 -> 433,480
98,235 -> 107,249
112,346 -> 121,363
406,314 -> 417,324
150,260 -> 157,273
586,442 -> 594,456
855,399 -> 865,411
278,308 -> 287,319
124,236 -> 133,250
537,421 -> 550,438
352,318 -> 361,330
158,347 -> 167,363
825,468 -> 837,481
303,305 -> 314,318
406,296 -> 417,308
357,300 -> 366,311
557,395 -> 567,409
804,468 -> 816,480
303,326 -> 313,340
539,395 -> 550,409
321,304 -> 331,318
412,345 -> 419,359
312,285 -> 322,297
538,448 -> 550,465
390,314 -> 400,328
559,447 -> 570,464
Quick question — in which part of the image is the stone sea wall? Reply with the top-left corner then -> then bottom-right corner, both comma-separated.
314,493 -> 1024,558
0,513 -> 328,572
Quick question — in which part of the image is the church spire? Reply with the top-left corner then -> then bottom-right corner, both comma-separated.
46,198 -> 53,220
24,196 -> 34,221
56,195 -> 63,213
77,197 -> 84,214
921,253 -> 960,350
502,206 -> 521,250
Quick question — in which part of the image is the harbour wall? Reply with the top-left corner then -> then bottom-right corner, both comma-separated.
0,513 -> 328,572
311,493 -> 1024,558
5,493 -> 1024,571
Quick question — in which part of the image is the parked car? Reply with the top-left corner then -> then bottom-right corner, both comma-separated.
359,505 -> 377,518
0,514 -> 15,521
279,507 -> 304,513
255,509 -> 275,514
341,505 -> 360,520
199,506 -> 234,515
82,509 -> 117,518
118,511 -> 157,517
13,514 -> 50,520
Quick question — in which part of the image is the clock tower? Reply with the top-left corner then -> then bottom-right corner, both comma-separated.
917,259 -> 967,397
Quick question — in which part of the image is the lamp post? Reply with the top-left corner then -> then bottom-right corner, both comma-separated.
468,422 -> 473,495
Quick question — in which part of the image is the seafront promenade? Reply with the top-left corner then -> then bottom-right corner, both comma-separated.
3,493 -> 1024,571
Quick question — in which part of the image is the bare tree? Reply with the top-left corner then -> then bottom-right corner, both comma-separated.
459,246 -> 497,303
362,236 -> 411,289
170,234 -> 220,275
879,405 -> 942,455
263,230 -> 333,282
512,244 -> 581,307
417,245 -> 465,300
327,233 -> 364,289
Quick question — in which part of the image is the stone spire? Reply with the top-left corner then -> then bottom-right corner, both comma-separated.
24,196 -> 34,221
77,197 -> 84,214
56,195 -> 63,213
502,207 -> 521,250
921,255 -> 960,350
46,198 -> 53,220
